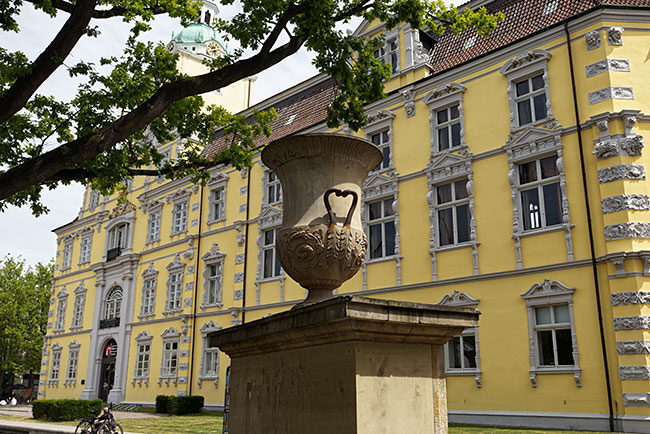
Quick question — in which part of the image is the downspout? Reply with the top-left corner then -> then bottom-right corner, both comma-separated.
241,167 -> 252,325
564,21 -> 615,432
188,183 -> 204,396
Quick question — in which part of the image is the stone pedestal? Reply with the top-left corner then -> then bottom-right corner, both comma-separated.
208,296 -> 479,434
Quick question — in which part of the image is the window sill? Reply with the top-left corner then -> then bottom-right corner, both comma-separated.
138,313 -> 155,321
369,167 -> 396,177
197,376 -> 219,388
446,369 -> 481,377
170,230 -> 188,239
77,261 -> 90,266
206,218 -> 225,226
431,145 -> 469,157
200,303 -> 223,311
145,239 -> 161,248
516,224 -> 573,239
63,379 -> 77,387
69,326 -> 83,332
532,366 -> 579,374
366,255 -> 398,265
162,309 -> 182,317
256,275 -> 284,284
157,376 -> 178,386
131,378 -> 149,387
433,242 -> 478,253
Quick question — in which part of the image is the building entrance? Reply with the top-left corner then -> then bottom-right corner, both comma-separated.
99,339 -> 117,402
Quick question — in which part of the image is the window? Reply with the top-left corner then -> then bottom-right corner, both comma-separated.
167,272 -> 183,311
210,188 -> 225,221
423,82 -> 467,156
172,202 -> 188,234
266,172 -> 282,205
517,156 -> 561,231
436,179 -> 470,246
262,228 -> 282,278
147,211 -> 161,243
142,279 -> 156,316
54,297 -> 67,331
109,223 -> 128,250
515,74 -> 547,126
534,304 -> 574,367
198,321 -> 221,387
79,236 -> 91,264
71,294 -> 85,328
370,130 -> 391,171
435,105 -> 462,151
522,279 -> 581,387
61,242 -> 72,270
67,349 -> 79,380
135,343 -> 150,378
367,199 -> 396,259
50,350 -> 61,382
499,49 -> 553,131
101,287 -> 122,328
374,37 -> 399,74
161,341 -> 178,377
206,263 -> 222,306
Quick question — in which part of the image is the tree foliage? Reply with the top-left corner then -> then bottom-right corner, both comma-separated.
0,255 -> 53,376
0,0 -> 503,215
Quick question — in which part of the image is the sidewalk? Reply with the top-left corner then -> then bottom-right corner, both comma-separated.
0,419 -> 142,434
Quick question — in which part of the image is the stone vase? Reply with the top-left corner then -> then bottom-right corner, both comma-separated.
261,134 -> 382,305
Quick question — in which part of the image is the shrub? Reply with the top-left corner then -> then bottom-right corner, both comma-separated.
32,399 -> 102,421
155,395 -> 171,414
155,395 -> 204,415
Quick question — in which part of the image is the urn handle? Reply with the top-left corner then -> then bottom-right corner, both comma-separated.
324,189 -> 358,230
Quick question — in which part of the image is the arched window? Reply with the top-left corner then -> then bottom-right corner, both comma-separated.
103,287 -> 122,324
204,10 -> 211,25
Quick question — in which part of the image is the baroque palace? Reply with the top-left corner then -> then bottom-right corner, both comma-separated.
41,0 -> 650,431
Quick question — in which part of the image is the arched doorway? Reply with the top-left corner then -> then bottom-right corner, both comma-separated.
99,339 -> 117,402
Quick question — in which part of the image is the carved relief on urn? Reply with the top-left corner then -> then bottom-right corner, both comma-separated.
261,134 -> 382,305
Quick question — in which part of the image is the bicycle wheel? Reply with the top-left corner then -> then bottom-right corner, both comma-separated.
98,421 -> 124,434
74,419 -> 94,434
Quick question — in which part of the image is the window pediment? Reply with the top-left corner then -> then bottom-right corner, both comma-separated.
161,327 -> 180,338
499,49 -> 552,76
505,126 -> 562,161
438,290 -> 480,308
521,279 -> 575,300
202,242 -> 225,263
207,173 -> 229,187
140,199 -> 164,214
166,255 -> 186,273
363,173 -> 398,201
57,288 -> 69,299
165,187 -> 195,204
142,263 -> 159,279
52,343 -> 62,351
200,321 -> 221,334
135,330 -> 152,341
423,83 -> 466,106
68,340 -> 80,349
366,109 -> 395,129
259,205 -> 282,230
74,282 -> 87,295
426,154 -> 471,184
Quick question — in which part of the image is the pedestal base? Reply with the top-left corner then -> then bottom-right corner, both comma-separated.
209,296 -> 478,434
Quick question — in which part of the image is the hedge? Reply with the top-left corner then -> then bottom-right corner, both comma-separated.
32,399 -> 103,421
155,395 -> 204,415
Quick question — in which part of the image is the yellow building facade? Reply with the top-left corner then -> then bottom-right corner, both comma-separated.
42,0 -> 650,431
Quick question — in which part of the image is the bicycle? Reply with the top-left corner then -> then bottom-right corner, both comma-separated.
75,404 -> 124,434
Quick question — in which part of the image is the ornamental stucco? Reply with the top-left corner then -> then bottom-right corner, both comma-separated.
617,341 -> 650,355
601,194 -> 650,213
585,30 -> 601,50
604,222 -> 650,241
614,316 -> 650,330
585,59 -> 630,77
623,393 -> 650,407
589,86 -> 634,105
597,164 -> 645,183
607,27 -> 624,45
619,366 -> 650,380
610,291 -> 650,305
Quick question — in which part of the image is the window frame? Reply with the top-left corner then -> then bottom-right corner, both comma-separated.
263,170 -> 282,206
499,49 -> 554,132
133,331 -> 152,385
521,279 -> 581,388
423,83 -> 467,156
139,263 -> 158,319
373,32 -> 400,76
164,255 -> 185,316
88,189 -> 101,210
434,179 -> 472,247
78,235 -> 92,265
61,240 -> 73,271
201,243 -> 226,310
70,282 -> 87,331
65,341 -> 80,386
147,210 -> 161,243
365,198 -> 397,261
438,291 -> 482,387
262,228 -> 282,279
206,172 -> 229,225
364,109 -> 396,174
198,321 -> 221,387
515,156 -> 563,232
171,201 -> 188,235
159,328 -> 180,383
103,286 -> 123,321
48,344 -> 62,386
256,204 -> 285,303
54,289 -> 68,332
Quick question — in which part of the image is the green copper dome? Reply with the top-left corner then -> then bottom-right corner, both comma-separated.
172,23 -> 218,43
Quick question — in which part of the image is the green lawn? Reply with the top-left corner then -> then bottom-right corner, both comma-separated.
0,413 -> 626,434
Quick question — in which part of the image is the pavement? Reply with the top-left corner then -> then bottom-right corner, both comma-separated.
0,405 -> 165,434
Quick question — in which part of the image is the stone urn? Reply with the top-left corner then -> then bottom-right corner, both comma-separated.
261,134 -> 382,306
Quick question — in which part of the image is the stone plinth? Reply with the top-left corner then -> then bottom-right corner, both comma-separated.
208,296 -> 479,434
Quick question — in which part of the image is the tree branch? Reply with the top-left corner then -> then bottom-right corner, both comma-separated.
0,33 -> 309,201
25,0 -> 170,19
0,0 -> 97,124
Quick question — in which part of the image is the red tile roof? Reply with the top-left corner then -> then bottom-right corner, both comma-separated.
204,0 -> 650,159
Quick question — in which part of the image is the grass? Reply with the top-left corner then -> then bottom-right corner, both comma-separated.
0,413 -> 629,434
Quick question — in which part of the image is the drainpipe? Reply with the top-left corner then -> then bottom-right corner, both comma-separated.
564,21 -> 615,432
241,167 -> 252,325
188,183 -> 204,396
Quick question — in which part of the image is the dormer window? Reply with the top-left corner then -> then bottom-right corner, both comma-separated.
374,37 -> 399,75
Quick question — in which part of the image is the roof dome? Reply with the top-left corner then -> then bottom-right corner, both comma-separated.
172,23 -> 218,43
